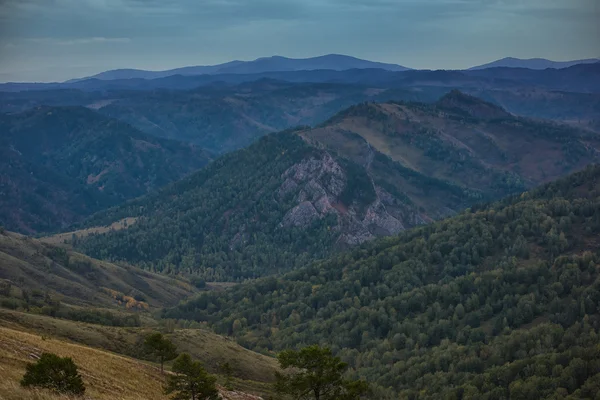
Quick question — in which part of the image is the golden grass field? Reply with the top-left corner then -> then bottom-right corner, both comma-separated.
0,309 -> 278,400
0,324 -> 273,400
0,325 -> 171,400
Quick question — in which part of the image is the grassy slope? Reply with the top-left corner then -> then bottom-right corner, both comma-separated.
0,325 -> 269,400
0,309 -> 279,383
0,231 -> 196,309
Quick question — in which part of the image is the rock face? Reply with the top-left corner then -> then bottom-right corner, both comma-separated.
278,153 -> 407,245
219,387 -> 263,400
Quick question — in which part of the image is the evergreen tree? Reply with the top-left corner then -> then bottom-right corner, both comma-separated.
275,345 -> 369,400
144,332 -> 178,373
165,353 -> 219,400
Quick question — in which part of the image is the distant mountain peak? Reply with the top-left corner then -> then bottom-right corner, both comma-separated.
469,57 -> 600,70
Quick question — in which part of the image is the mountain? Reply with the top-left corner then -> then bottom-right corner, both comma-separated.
0,146 -> 109,235
165,164 -> 600,399
0,106 -> 212,233
72,54 -> 410,81
71,93 -> 600,281
469,57 -> 600,70
466,88 -> 600,132
73,130 -> 477,281
464,62 -> 600,93
305,91 -> 600,193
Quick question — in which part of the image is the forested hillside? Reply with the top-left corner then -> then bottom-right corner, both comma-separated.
0,229 -> 197,317
76,132 -> 474,281
0,146 -> 110,235
0,106 -> 212,233
72,93 -> 600,282
97,82 -> 436,153
305,91 -> 600,194
165,165 -> 600,399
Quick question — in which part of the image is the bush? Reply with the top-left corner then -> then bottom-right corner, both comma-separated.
21,353 -> 85,396
190,276 -> 206,289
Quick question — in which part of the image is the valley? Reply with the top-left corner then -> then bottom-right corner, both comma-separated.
1,52 -> 600,400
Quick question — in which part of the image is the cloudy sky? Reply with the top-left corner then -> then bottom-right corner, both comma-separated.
0,0 -> 598,82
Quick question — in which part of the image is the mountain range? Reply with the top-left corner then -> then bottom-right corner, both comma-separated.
68,55 -> 600,82
68,54 -> 411,82
2,67 -> 599,156
2,62 -> 599,96
68,92 -> 600,282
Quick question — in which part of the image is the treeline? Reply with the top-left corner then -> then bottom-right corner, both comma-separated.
0,286 -> 141,327
164,165 -> 600,398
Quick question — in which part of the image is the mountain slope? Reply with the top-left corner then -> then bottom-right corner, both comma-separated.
0,230 -> 197,310
0,146 -> 109,234
72,94 -> 600,281
0,106 -> 212,233
0,230 -> 278,397
75,54 -> 410,81
97,82 -> 436,153
166,164 -> 600,399
73,131 -> 476,281
303,91 -> 600,194
0,318 -> 274,399
469,57 -> 600,70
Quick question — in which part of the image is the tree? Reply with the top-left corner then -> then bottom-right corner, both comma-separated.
219,361 -> 235,390
20,353 -> 85,396
144,332 -> 178,373
274,345 -> 369,400
165,353 -> 219,400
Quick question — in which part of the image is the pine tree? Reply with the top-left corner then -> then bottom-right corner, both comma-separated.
144,332 -> 178,373
165,353 -> 219,400
274,345 -> 369,400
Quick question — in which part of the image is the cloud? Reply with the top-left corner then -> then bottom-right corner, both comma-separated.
0,0 -> 598,81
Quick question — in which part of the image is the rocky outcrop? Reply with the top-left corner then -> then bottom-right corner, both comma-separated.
278,152 -> 406,245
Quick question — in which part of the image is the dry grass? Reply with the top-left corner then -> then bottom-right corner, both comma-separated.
0,325 -> 272,400
0,326 -> 169,400
40,218 -> 138,246
0,231 -> 197,309
0,309 -> 279,386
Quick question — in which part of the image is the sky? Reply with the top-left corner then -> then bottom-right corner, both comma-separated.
0,0 -> 598,82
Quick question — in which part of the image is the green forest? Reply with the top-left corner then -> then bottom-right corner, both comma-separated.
76,132 -> 337,281
0,106 -> 211,233
75,130 -> 477,281
164,165 -> 600,399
